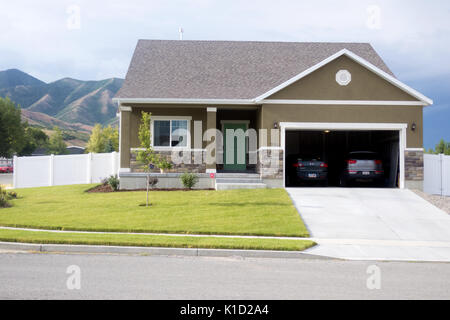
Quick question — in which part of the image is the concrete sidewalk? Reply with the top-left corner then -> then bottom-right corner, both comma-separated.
287,188 -> 450,262
0,241 -> 325,260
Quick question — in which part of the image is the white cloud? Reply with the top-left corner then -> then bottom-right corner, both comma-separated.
0,0 -> 449,83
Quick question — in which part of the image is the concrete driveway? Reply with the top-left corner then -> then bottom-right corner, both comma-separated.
286,188 -> 450,262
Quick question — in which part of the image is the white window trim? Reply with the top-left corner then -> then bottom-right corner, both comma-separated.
151,116 -> 192,150
279,122 -> 408,189
260,100 -> 427,106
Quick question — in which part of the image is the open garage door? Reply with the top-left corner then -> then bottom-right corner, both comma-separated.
284,129 -> 400,188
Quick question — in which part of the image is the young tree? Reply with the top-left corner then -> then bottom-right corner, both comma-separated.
86,124 -> 119,153
86,124 -> 105,153
19,125 -> 49,156
134,111 -> 172,207
433,139 -> 450,155
0,97 -> 25,158
435,139 -> 446,154
102,125 -> 119,152
47,127 -> 67,155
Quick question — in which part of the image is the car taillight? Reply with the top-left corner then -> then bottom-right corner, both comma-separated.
375,160 -> 382,165
347,160 -> 357,164
293,163 -> 303,167
320,163 -> 328,168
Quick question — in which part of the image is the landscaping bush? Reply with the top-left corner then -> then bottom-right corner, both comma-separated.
106,175 -> 120,191
7,191 -> 17,200
0,186 -> 11,208
180,172 -> 199,190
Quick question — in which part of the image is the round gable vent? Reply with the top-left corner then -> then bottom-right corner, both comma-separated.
336,70 -> 352,86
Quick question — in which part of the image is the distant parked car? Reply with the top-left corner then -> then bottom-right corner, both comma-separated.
291,156 -> 328,186
0,165 -> 13,173
339,151 -> 384,187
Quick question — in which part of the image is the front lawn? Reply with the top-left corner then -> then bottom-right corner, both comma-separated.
0,228 -> 315,251
0,185 -> 309,237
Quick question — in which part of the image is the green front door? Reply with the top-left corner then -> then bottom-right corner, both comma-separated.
223,123 -> 247,171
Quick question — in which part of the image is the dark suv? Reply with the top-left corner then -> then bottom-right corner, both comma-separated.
292,156 -> 328,186
340,151 -> 384,187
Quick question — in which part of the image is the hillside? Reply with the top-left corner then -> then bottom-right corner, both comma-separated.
0,69 -> 45,88
0,69 -> 123,131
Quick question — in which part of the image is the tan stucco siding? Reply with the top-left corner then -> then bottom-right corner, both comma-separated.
124,104 -> 258,149
268,56 -> 419,101
127,105 -> 207,148
261,104 -> 423,148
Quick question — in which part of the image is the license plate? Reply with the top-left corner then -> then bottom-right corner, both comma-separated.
362,171 -> 370,175
308,173 -> 317,178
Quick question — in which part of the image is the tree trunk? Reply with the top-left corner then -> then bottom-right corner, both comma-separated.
146,174 -> 149,207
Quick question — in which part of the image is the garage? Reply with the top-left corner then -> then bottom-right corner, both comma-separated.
281,123 -> 407,188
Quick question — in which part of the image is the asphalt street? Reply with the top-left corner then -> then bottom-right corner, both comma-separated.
1,251 -> 449,299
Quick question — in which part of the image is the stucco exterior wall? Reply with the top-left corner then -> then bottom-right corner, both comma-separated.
260,104 -> 423,148
126,105 -> 207,149
268,55 -> 418,101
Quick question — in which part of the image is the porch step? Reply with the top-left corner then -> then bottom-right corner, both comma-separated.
214,173 -> 266,190
215,173 -> 260,179
216,178 -> 262,184
215,182 -> 267,190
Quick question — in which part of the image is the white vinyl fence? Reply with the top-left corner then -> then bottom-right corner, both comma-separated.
13,152 -> 119,189
424,153 -> 450,196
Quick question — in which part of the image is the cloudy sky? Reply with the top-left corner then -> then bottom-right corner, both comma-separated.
1,0 -> 449,83
1,0 -> 449,147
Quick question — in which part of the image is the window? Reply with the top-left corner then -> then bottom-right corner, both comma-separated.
152,117 -> 190,148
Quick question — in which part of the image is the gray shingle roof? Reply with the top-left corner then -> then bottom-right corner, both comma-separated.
115,40 -> 394,100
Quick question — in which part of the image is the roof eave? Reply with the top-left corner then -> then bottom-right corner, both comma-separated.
254,49 -> 433,106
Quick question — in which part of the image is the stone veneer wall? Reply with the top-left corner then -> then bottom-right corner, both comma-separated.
257,149 -> 284,179
130,150 -> 206,173
405,150 -> 424,182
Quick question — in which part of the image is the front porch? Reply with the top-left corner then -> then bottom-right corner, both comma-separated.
118,104 -> 284,190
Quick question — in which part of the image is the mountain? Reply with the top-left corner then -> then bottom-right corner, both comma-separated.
0,69 -> 45,88
0,69 -> 123,133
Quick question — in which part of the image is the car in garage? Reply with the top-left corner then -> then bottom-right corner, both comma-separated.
339,151 -> 384,187
291,156 -> 328,186
0,165 -> 13,173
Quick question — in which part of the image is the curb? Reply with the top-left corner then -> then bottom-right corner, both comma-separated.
0,241 -> 327,260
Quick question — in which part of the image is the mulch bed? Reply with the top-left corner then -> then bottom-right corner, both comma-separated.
86,184 -> 214,193
86,184 -> 114,193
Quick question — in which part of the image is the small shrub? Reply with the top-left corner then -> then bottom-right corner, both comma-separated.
157,159 -> 173,172
101,177 -> 109,186
180,172 -> 199,190
0,186 -> 11,208
7,191 -> 17,200
106,175 -> 120,191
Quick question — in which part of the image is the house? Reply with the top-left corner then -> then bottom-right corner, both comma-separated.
113,40 -> 432,190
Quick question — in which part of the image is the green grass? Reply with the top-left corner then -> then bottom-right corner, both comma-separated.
0,185 -> 309,237
0,229 -> 315,251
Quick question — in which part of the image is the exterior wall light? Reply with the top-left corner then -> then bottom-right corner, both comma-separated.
411,122 -> 417,132
274,122 -> 279,129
